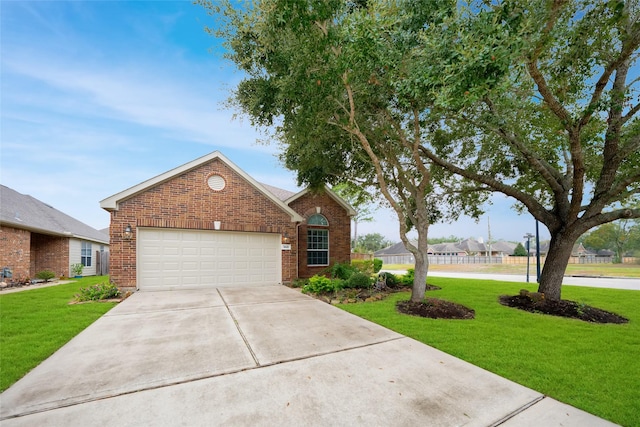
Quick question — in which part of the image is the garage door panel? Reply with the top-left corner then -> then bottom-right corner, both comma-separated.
138,228 -> 281,290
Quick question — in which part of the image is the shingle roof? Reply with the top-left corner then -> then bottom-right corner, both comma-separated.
491,240 -> 517,253
260,183 -> 297,202
376,238 -> 518,256
1,185 -> 109,244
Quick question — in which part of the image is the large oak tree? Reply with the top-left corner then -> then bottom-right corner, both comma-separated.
202,0 -> 640,301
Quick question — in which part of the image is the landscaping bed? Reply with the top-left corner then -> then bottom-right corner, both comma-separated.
397,298 -> 475,319
499,294 -> 628,324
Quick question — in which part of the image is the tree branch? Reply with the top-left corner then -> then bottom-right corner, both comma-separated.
479,99 -> 566,194
621,101 -> 640,126
418,145 -> 556,226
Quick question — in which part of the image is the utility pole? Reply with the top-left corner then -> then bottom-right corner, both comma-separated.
524,233 -> 534,283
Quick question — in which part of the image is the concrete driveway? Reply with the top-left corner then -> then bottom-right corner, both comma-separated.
0,286 -> 615,426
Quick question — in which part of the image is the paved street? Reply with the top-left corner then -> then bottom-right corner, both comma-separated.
427,271 -> 640,291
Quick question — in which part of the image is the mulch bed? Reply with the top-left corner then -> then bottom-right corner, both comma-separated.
313,284 -> 442,304
396,298 -> 475,319
499,295 -> 628,324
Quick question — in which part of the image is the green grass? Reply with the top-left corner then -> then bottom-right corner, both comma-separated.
0,276 -> 116,392
338,277 -> 640,427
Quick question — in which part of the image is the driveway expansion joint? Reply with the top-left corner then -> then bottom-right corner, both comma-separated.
217,288 -> 261,366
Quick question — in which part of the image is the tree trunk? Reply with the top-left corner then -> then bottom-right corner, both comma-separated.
408,219 -> 430,303
537,232 -> 575,301
411,250 -> 429,302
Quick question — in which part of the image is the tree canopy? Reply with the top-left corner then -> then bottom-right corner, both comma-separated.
202,0 -> 640,301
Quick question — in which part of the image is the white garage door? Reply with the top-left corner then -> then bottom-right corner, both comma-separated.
137,228 -> 281,291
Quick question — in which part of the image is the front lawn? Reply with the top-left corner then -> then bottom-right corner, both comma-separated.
338,277 -> 640,427
0,276 -> 116,392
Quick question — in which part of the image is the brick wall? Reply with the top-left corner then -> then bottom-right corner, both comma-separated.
0,226 -> 31,280
109,158 -> 298,289
30,233 -> 70,277
289,191 -> 352,279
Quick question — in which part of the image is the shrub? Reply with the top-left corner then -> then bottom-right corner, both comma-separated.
378,272 -> 400,288
400,268 -> 415,286
373,258 -> 383,273
351,259 -> 374,275
331,279 -> 346,291
302,275 -> 335,294
75,282 -> 121,302
330,263 -> 356,280
70,263 -> 84,276
345,272 -> 372,289
291,278 -> 308,288
35,270 -> 56,282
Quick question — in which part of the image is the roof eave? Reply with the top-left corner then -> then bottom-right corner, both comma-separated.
285,186 -> 357,217
100,151 -> 304,223
0,220 -> 109,244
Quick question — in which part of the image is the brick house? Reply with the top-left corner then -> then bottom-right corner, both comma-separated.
100,151 -> 355,291
0,185 -> 109,281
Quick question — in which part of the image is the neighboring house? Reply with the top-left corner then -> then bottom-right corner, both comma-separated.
100,151 -> 355,292
375,238 -> 518,264
0,185 -> 109,280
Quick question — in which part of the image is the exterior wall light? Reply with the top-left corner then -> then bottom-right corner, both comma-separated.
123,224 -> 133,240
282,233 -> 290,244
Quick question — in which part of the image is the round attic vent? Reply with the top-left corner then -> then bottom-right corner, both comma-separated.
207,174 -> 226,191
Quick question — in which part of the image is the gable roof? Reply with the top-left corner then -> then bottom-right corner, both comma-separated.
0,185 -> 109,244
99,151 -> 304,222
285,187 -> 357,217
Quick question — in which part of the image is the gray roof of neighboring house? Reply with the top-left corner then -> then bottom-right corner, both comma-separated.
1,185 -> 109,244
375,241 -> 416,256
491,240 -> 518,253
458,238 -> 485,253
432,242 -> 466,253
376,238 -> 518,256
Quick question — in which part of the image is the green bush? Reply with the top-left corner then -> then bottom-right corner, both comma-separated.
71,263 -> 84,276
345,272 -> 372,289
351,259 -> 374,275
373,258 -> 383,273
35,270 -> 56,282
291,278 -> 308,288
302,275 -> 335,294
74,282 -> 121,302
400,268 -> 415,286
330,263 -> 356,280
378,272 -> 400,288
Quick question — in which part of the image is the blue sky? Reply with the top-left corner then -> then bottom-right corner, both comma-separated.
1,0 -> 548,244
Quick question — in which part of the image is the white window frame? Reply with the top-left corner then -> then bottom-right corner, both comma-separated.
81,242 -> 92,267
307,214 -> 329,267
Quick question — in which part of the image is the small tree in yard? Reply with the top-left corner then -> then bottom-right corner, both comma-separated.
355,233 -> 393,253
513,243 -> 529,257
